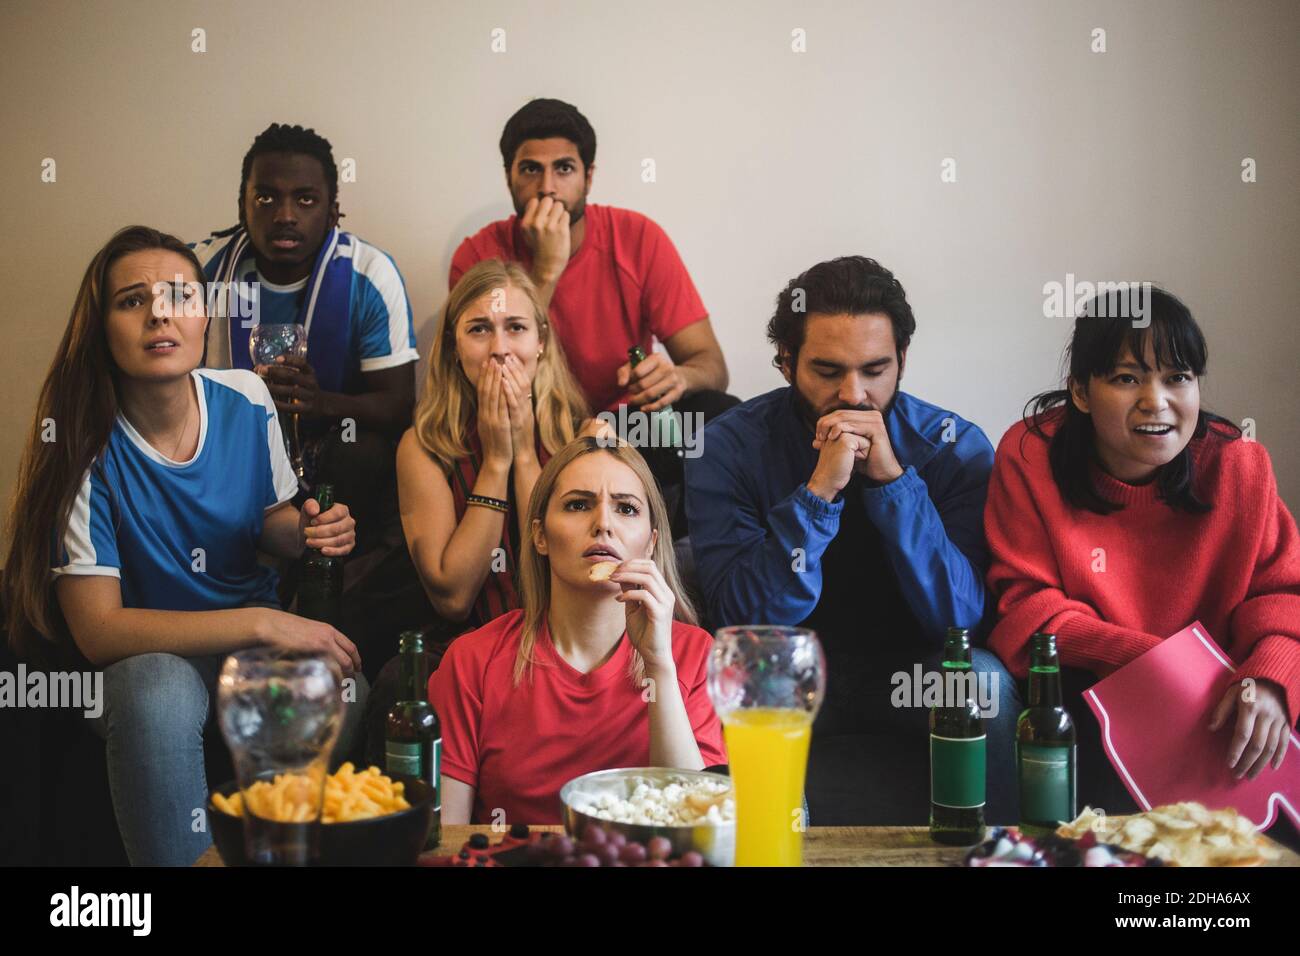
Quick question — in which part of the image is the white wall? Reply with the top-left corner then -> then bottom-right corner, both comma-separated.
2,0 -> 1298,542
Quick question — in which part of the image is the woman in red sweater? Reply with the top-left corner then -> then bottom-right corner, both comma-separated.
986,287 -> 1298,808
429,437 -> 727,825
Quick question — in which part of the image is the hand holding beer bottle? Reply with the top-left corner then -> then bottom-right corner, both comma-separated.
618,345 -> 687,414
297,483 -> 353,628
298,482 -> 357,557
621,346 -> 683,449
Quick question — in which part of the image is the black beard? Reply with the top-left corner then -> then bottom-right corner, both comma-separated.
790,371 -> 900,432
513,195 -> 586,226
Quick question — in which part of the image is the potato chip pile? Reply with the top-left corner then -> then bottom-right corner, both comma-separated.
1057,802 -> 1279,867
212,763 -> 412,823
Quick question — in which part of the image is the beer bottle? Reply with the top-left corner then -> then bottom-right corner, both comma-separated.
929,627 -> 986,844
385,631 -> 441,849
1016,632 -> 1077,836
297,483 -> 343,626
627,345 -> 683,452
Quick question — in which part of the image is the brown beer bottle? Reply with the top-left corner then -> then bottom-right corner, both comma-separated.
385,631 -> 441,849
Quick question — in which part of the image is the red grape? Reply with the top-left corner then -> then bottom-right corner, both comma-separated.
619,842 -> 648,865
594,844 -> 620,867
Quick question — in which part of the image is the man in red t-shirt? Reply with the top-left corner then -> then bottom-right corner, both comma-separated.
450,98 -> 737,535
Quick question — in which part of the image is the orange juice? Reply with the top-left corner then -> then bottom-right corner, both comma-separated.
723,707 -> 814,866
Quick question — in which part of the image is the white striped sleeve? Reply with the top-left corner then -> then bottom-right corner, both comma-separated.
262,387 -> 300,509
352,241 -> 419,372
51,467 -> 121,578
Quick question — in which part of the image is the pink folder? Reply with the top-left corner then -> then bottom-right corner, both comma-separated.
1083,622 -> 1299,830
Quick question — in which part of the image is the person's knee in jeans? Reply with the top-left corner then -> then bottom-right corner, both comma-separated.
90,652 -> 215,866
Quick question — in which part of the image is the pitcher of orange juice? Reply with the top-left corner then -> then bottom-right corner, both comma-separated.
708,626 -> 826,866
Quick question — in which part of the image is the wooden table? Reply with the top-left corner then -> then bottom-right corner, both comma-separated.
193,825 -> 1300,866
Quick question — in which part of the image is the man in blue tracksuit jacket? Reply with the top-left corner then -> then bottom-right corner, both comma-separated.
686,255 -> 1019,825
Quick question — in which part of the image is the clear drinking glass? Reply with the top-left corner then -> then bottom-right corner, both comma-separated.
217,650 -> 343,865
249,322 -> 309,488
707,626 -> 826,866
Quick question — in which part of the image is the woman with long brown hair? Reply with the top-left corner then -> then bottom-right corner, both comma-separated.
2,226 -> 362,866
428,438 -> 727,825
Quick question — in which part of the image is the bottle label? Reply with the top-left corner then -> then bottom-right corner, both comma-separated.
930,734 -> 986,809
385,741 -> 424,779
1018,743 -> 1076,823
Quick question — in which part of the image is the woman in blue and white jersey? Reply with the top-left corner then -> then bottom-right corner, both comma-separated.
3,226 -> 361,866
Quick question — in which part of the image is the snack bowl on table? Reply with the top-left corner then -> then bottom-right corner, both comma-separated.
209,774 -> 436,866
560,767 -> 735,867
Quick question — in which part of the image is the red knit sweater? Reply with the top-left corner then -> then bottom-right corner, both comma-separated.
985,413 -> 1300,725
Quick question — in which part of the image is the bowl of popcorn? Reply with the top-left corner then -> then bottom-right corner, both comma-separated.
559,768 -> 736,867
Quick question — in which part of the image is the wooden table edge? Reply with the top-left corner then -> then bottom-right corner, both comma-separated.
193,824 -> 1299,867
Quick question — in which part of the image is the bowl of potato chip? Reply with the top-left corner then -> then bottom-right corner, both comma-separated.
1056,802 -> 1280,867
209,762 -> 436,866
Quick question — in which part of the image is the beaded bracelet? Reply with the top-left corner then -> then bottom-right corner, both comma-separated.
466,493 -> 509,513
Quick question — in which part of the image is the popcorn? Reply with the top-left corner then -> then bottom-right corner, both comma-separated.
571,775 -> 734,826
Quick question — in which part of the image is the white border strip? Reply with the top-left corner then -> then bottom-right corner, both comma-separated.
1085,687 -> 1151,811
1089,623 -> 1300,828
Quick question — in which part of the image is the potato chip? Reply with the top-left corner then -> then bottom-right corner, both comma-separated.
1059,801 -> 1277,867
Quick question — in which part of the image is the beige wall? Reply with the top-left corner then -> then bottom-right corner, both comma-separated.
2,0 -> 1298,548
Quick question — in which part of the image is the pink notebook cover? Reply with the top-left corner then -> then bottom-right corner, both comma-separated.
1083,622 -> 1299,830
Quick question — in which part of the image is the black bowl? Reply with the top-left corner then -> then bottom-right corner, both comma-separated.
209,775 -> 435,866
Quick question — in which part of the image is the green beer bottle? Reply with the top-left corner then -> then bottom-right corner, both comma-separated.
385,631 -> 441,849
929,627 -> 986,845
297,483 -> 343,626
1016,632 -> 1077,836
627,345 -> 683,452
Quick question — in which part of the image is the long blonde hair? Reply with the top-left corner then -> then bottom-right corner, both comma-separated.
413,259 -> 589,473
513,438 -> 698,686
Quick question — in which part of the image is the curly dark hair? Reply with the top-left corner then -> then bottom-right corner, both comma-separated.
766,256 -> 916,370
237,123 -> 338,219
499,98 -> 596,171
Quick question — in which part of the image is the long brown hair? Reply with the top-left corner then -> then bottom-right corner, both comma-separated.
513,438 -> 698,686
412,259 -> 590,473
3,226 -> 205,664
